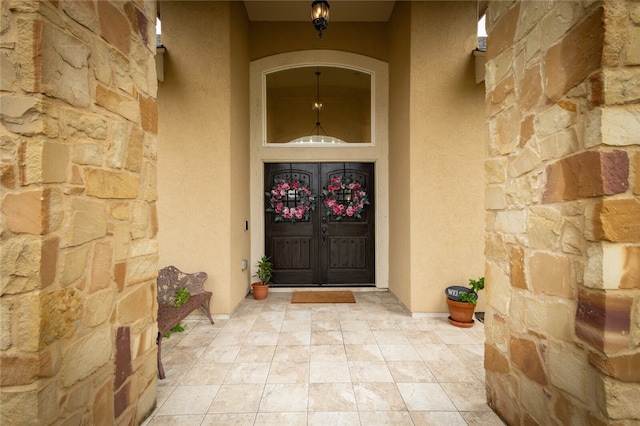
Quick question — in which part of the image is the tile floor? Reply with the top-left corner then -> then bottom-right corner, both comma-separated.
142,290 -> 505,425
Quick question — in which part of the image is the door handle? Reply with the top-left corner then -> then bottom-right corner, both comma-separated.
321,225 -> 327,244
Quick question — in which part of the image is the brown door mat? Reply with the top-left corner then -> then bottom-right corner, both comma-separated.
290,290 -> 356,304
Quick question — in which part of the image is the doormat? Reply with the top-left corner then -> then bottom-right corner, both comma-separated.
291,291 -> 356,304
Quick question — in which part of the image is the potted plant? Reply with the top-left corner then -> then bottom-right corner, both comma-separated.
445,277 -> 484,328
251,255 -> 273,300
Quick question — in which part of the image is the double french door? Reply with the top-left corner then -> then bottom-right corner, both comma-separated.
264,162 -> 375,286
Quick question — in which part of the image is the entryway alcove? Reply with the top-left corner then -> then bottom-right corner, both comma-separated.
250,50 -> 391,290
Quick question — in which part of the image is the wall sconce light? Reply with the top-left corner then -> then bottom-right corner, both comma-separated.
311,0 -> 330,38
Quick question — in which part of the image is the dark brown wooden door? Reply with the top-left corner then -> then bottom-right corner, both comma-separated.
265,162 -> 375,286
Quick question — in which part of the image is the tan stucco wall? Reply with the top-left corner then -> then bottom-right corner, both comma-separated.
157,1 -> 251,314
388,3 -> 413,308
390,2 -> 486,313
229,4 -> 252,310
250,22 -> 389,62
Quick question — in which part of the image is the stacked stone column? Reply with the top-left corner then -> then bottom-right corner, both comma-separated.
1,0 -> 159,424
484,0 -> 640,424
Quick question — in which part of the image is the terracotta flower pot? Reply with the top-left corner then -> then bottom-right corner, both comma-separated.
446,297 -> 476,328
251,282 -> 269,300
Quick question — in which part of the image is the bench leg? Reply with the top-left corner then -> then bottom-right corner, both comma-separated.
156,332 -> 166,380
198,300 -> 215,325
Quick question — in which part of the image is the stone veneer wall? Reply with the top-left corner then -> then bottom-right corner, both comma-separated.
484,0 -> 640,424
1,0 -> 159,424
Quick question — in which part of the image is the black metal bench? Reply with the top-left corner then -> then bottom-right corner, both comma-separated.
156,266 -> 214,379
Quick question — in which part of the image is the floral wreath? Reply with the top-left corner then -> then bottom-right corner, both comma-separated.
322,176 -> 369,220
266,179 -> 316,223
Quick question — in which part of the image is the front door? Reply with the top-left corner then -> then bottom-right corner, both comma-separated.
264,162 -> 375,286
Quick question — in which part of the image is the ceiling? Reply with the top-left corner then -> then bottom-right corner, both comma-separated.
243,1 -> 397,22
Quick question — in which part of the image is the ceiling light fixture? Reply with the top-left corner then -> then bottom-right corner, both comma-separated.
311,0 -> 330,38
312,70 -> 325,135
288,68 -> 346,144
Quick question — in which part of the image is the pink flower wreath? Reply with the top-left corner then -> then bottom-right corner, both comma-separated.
266,179 -> 316,223
322,176 -> 369,220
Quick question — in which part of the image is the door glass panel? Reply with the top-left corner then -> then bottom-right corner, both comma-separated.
265,66 -> 372,145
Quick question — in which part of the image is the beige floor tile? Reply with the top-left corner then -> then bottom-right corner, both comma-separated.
448,343 -> 485,363
284,310 -> 312,321
211,332 -> 248,346
311,330 -> 344,345
278,331 -> 311,345
311,319 -> 341,331
308,383 -> 357,411
155,385 -> 175,408
345,344 -> 385,362
386,361 -> 436,383
198,345 -> 240,363
412,343 -> 459,362
245,331 -> 280,346
259,383 -> 309,412
175,327 -> 219,348
367,318 -> 400,330
307,411 -> 360,426
348,362 -> 394,383
373,330 -> 411,345
180,363 -> 231,385
461,410 -> 507,425
146,414 -> 205,425
410,411 -> 468,425
433,329 -> 472,345
156,385 -> 220,415
426,360 -> 481,383
234,345 -> 276,362
254,412 -> 308,425
309,361 -> 351,383
403,329 -> 444,345
267,361 -> 309,384
340,319 -> 371,331
145,291 -> 500,425
308,309 -> 334,319
156,363 -> 192,388
207,384 -> 264,413
378,344 -> 422,361
310,344 -> 347,362
281,319 -> 312,332
224,362 -> 270,384
272,345 -> 310,362
221,319 -> 255,333
201,413 -> 256,425
161,346 -> 205,366
342,330 -> 377,345
358,411 -> 414,425
353,382 -> 406,410
257,309 -> 285,319
396,383 -> 456,411
441,382 -> 493,411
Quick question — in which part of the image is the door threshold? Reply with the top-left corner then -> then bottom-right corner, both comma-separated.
269,286 -> 387,292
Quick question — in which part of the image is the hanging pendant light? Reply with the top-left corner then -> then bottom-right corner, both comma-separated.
312,70 -> 325,135
311,0 -> 330,38
288,68 -> 345,144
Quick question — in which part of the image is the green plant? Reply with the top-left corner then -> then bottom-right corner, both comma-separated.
163,322 -> 186,339
174,287 -> 191,307
458,277 -> 485,304
254,255 -> 273,285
